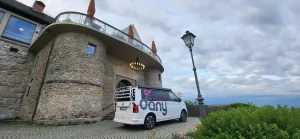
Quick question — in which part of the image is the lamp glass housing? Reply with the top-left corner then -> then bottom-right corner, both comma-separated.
181,31 -> 196,48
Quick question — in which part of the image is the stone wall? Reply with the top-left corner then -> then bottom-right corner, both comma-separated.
33,32 -> 106,124
0,40 -> 33,120
103,55 -> 116,109
144,69 -> 162,87
186,104 -> 229,117
34,83 -> 103,124
20,40 -> 52,121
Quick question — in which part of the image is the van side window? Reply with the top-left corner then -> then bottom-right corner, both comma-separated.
169,92 -> 179,101
141,89 -> 168,101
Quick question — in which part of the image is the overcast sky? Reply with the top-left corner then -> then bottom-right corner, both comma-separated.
18,0 -> 300,101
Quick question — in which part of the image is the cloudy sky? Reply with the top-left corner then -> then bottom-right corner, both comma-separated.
18,0 -> 300,106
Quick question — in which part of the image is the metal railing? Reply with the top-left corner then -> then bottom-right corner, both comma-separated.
53,12 -> 162,64
114,86 -> 132,101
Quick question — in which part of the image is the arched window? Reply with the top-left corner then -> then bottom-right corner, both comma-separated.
116,80 -> 132,88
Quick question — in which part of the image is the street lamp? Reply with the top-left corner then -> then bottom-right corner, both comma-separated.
181,30 -> 207,118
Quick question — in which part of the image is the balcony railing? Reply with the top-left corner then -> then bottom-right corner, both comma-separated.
54,12 -> 162,64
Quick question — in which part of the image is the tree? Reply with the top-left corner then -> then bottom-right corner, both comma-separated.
184,100 -> 194,106
193,100 -> 198,105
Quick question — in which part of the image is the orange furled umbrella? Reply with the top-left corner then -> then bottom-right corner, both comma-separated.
87,0 -> 96,17
128,25 -> 134,38
152,41 -> 157,53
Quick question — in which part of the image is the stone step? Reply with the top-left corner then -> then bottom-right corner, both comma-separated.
103,97 -> 114,100
103,109 -> 114,114
102,99 -> 114,102
103,101 -> 114,103
103,101 -> 114,104
102,103 -> 115,108
102,116 -> 114,120
102,111 -> 115,121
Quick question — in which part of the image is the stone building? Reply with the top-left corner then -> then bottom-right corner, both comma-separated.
0,0 -> 164,125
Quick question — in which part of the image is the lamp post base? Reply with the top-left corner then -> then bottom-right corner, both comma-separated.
197,96 -> 207,119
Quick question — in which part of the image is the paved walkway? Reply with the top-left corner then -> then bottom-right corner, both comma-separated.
0,118 -> 200,139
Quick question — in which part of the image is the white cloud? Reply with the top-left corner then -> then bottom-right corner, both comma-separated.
206,78 -> 216,84
187,77 -> 195,84
171,76 -> 184,81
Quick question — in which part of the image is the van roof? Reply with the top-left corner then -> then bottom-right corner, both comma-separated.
137,85 -> 172,91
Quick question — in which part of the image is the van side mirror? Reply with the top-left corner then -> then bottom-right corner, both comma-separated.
178,98 -> 182,102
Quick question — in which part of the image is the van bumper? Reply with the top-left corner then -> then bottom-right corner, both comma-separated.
113,117 -> 144,125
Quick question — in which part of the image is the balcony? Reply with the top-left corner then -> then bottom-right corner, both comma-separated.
56,12 -> 161,63
29,11 -> 164,71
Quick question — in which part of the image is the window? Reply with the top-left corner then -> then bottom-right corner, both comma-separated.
141,89 -> 169,101
39,27 -> 45,34
158,74 -> 161,81
9,47 -> 18,53
0,11 -> 4,22
87,44 -> 95,55
169,92 -> 179,101
2,16 -> 36,44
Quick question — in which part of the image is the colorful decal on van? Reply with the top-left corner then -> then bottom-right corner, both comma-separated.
140,99 -> 167,116
144,89 -> 151,96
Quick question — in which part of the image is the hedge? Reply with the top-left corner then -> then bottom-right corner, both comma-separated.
187,104 -> 300,139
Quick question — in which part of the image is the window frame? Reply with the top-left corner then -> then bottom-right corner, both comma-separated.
39,27 -> 45,35
1,15 -> 37,45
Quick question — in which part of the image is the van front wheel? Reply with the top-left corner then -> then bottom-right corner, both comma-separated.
179,110 -> 187,122
144,114 -> 155,130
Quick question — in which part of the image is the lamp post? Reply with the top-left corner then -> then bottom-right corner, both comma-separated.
181,30 -> 207,118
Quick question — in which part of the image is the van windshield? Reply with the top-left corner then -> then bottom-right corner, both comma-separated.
114,86 -> 135,102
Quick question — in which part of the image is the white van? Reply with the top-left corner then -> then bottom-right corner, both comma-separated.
113,86 -> 187,130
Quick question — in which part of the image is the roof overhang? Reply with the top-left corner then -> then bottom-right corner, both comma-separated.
0,0 -> 53,25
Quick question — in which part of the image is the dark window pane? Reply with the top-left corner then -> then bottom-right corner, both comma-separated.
141,89 -> 168,101
3,16 -> 36,44
158,74 -> 161,81
0,11 -> 4,22
87,44 -> 95,55
39,27 -> 45,34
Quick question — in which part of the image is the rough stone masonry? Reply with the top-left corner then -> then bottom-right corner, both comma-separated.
0,31 -> 163,124
0,40 -> 33,120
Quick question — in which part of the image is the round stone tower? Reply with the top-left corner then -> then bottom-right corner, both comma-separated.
33,32 -> 106,124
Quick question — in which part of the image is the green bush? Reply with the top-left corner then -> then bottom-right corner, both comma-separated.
188,105 -> 300,139
184,100 -> 194,106
228,102 -> 257,109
